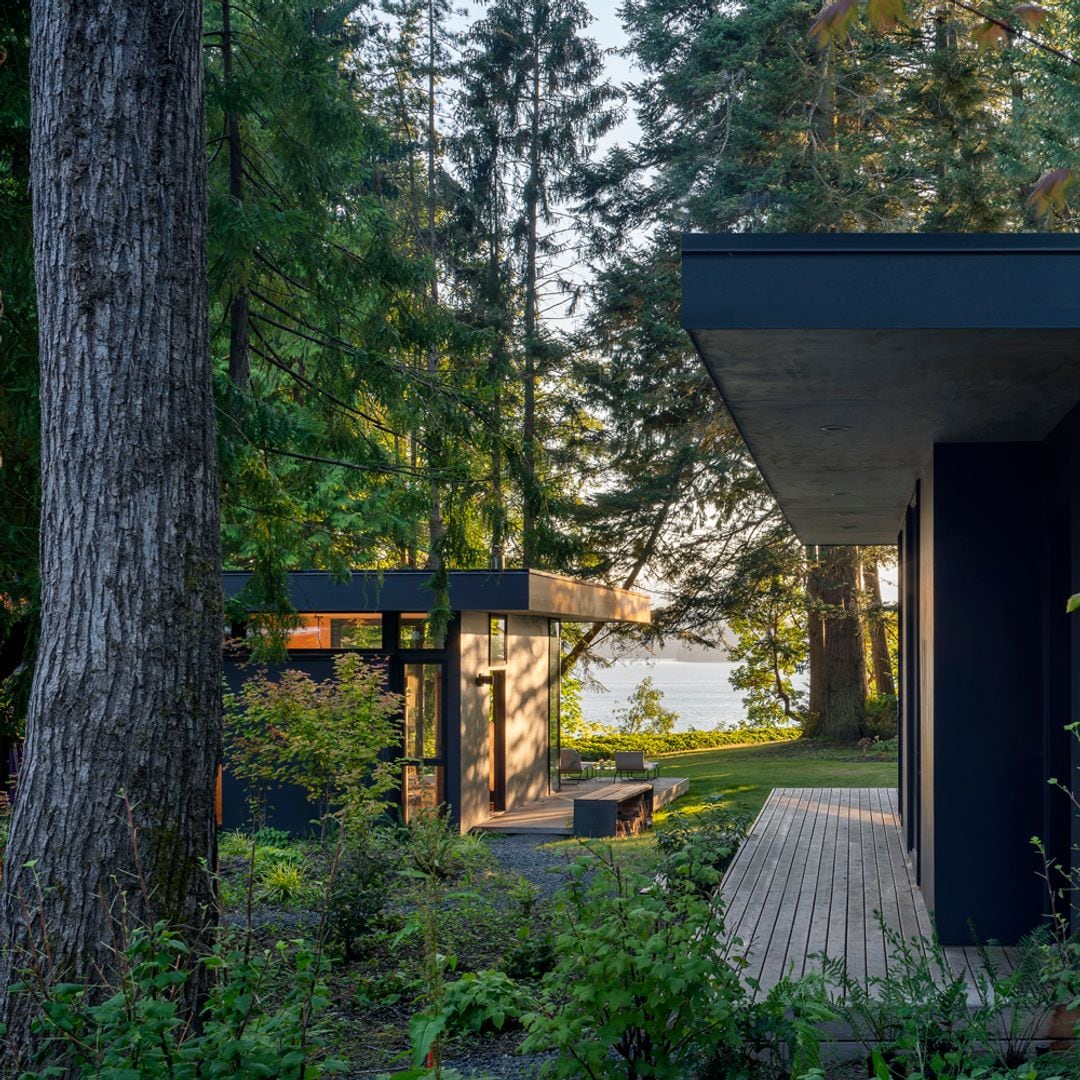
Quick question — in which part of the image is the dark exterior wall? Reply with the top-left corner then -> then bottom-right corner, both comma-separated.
1044,405 -> 1080,887
927,443 -> 1046,944
457,611 -> 492,833
505,615 -> 551,810
918,463 -> 935,909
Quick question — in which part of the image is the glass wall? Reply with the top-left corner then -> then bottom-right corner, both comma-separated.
403,663 -> 445,821
548,620 -> 561,792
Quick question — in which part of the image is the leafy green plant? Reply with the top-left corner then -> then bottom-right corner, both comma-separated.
224,653 -> 402,833
819,925 -> 987,1079
257,860 -> 316,907
520,843 -> 755,1079
441,970 -> 530,1035
654,802 -> 752,889
10,922 -> 342,1078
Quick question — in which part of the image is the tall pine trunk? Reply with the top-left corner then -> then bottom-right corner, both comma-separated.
521,34 -> 541,568
862,554 -> 896,698
424,0 -> 445,570
807,546 -> 865,740
0,0 -> 221,1060
805,545 -> 826,722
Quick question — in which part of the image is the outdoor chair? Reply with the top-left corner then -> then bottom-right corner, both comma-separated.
613,751 -> 660,781
559,747 -> 591,784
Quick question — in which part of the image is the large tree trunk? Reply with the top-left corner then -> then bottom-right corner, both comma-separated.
862,553 -> 896,698
809,546 -> 866,740
805,545 -> 826,722
0,0 -> 220,1062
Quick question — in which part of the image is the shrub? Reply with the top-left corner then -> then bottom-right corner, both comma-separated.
654,802 -> 753,889
521,845 -> 753,1078
326,826 -> 403,961
442,970 -> 530,1035
564,726 -> 794,760
864,694 -> 899,740
8,923 -> 341,1078
224,653 -> 401,832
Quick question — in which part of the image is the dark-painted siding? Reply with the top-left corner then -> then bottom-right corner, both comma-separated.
929,444 -> 1045,944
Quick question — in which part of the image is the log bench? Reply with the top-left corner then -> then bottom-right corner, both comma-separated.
573,782 -> 654,838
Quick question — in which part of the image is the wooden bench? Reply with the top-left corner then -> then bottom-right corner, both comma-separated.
573,782 -> 654,838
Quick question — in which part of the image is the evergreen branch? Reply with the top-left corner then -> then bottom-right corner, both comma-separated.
247,322 -> 420,445
945,0 -> 1080,67
263,446 -> 470,482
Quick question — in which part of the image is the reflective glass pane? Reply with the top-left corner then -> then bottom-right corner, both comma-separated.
280,613 -> 383,650
330,615 -> 382,649
402,763 -> 444,822
399,613 -> 445,649
404,663 -> 444,760
489,615 -> 507,664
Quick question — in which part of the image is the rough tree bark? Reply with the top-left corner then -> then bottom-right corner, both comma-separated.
861,553 -> 896,698
0,0 -> 220,1063
807,546 -> 866,740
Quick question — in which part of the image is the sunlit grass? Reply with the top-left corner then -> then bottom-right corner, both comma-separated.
544,737 -> 897,876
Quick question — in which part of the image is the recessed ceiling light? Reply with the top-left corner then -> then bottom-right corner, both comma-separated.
820,424 -> 852,433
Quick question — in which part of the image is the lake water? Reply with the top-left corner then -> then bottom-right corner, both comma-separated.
578,659 -> 754,732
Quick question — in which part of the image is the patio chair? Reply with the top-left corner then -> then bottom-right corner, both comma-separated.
559,748 -> 590,784
613,750 -> 660,781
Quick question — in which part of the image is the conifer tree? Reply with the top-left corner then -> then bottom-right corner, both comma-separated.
457,0 -> 621,568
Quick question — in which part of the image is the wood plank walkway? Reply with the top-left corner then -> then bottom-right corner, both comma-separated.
720,788 -> 1017,996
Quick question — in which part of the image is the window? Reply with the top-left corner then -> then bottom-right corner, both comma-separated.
402,663 -> 446,822
330,616 -> 382,649
278,613 -> 382,650
489,615 -> 507,665
399,613 -> 445,650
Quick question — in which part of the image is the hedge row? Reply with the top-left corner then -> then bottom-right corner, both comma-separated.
563,727 -> 797,759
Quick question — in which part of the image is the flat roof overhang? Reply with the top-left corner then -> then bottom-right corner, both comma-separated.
682,234 -> 1080,544
223,569 -> 651,624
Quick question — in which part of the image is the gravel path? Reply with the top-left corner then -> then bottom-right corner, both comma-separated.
481,833 -> 578,899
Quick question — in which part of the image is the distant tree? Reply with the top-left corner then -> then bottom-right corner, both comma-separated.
615,676 -> 679,735
458,0 -> 621,567
860,547 -> 897,699
0,0 -> 221,1062
804,547 -> 867,740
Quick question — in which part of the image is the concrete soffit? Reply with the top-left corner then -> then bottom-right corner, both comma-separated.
681,235 -> 1080,545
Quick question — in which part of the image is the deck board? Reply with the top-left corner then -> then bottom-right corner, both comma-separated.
720,787 -> 987,996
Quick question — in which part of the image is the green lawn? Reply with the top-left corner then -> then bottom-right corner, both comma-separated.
547,737 -> 897,874
659,737 -> 898,821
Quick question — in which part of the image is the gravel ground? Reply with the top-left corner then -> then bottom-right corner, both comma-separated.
480,832 -> 578,899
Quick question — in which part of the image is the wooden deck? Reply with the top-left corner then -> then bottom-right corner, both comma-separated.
721,788 -> 1018,997
473,776 -> 689,834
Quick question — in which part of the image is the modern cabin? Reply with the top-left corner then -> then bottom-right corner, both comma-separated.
682,233 -> 1080,945
222,569 -> 650,834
